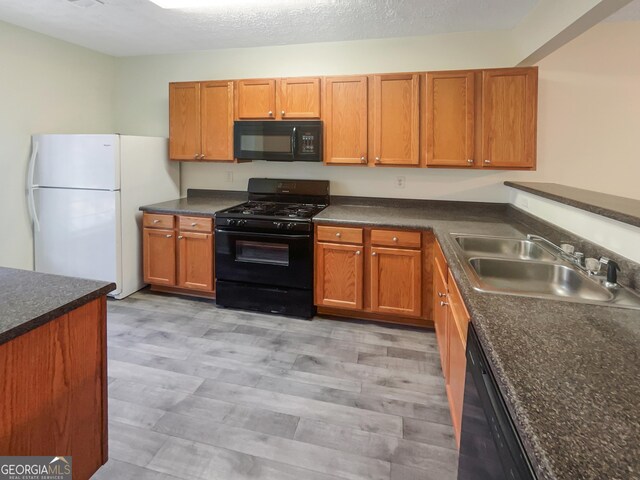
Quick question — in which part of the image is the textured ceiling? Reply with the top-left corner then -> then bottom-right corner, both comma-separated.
0,0 -> 542,56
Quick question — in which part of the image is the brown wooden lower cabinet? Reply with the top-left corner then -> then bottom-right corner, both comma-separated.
432,239 -> 470,447
315,224 -> 431,327
143,213 -> 215,297
143,227 -> 176,285
0,298 -> 108,480
178,231 -> 214,291
433,257 -> 449,378
370,246 -> 421,317
315,242 -> 364,310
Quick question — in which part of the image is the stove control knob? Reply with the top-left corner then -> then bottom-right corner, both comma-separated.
228,219 -> 237,226
274,222 -> 283,229
237,219 -> 246,226
286,223 -> 294,230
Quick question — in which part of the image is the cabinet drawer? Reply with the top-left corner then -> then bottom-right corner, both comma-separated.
371,229 -> 421,248
435,240 -> 448,281
178,216 -> 213,233
143,213 -> 174,229
317,225 -> 363,244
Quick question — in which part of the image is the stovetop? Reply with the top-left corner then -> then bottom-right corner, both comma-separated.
218,201 -> 327,221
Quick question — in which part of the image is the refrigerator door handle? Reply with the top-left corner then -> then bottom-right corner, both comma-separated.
27,139 -> 40,231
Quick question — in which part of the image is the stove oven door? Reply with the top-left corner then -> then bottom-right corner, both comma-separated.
215,229 -> 313,289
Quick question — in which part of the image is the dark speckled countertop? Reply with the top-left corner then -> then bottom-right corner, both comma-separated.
0,267 -> 115,345
315,197 -> 640,480
137,190 -> 640,480
505,181 -> 640,228
139,189 -> 247,217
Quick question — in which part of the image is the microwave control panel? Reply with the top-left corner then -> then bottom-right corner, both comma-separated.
300,132 -> 317,153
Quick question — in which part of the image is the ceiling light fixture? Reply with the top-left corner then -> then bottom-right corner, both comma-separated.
67,0 -> 104,7
148,0 -> 270,8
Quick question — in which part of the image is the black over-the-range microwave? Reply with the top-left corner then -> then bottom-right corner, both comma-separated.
233,121 -> 322,162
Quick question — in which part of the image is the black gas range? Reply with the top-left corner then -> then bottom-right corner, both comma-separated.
215,178 -> 330,318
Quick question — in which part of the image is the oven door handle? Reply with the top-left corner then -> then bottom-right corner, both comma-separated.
215,228 -> 309,240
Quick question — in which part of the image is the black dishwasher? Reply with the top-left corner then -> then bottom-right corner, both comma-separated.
457,324 -> 537,480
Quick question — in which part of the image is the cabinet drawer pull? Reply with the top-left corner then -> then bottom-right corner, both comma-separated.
372,252 -> 377,256
281,110 -> 285,116
484,159 -> 491,164
178,235 -> 183,239
392,236 -> 398,242
440,301 -> 448,306
375,157 -> 381,163
360,156 -> 366,163
355,250 -> 361,255
191,222 -> 197,226
194,154 -> 199,159
335,232 -> 341,237
165,234 -> 172,238
153,219 -> 160,224
268,110 -> 273,117
438,292 -> 445,298
467,159 -> 474,165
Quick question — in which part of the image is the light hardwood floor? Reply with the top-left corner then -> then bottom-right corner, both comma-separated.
92,290 -> 458,480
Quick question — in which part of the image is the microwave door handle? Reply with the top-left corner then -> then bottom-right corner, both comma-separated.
291,127 -> 297,160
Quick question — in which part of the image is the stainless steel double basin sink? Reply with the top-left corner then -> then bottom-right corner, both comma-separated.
451,234 -> 640,310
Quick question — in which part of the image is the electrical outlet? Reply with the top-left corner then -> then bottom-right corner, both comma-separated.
395,176 -> 406,189
225,171 -> 233,183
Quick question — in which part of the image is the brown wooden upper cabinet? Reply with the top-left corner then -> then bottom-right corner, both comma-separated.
323,76 -> 368,165
169,81 -> 234,161
482,68 -> 537,169
169,82 -> 200,161
236,77 -> 321,120
372,74 -> 420,166
278,77 -> 321,118
425,71 -> 475,167
236,79 -> 277,119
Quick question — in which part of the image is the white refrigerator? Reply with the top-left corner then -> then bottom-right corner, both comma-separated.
28,134 -> 180,299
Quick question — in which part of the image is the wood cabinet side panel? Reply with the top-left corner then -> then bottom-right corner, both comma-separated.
0,298 -> 106,478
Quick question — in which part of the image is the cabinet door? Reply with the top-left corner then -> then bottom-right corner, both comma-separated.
433,262 -> 449,379
447,314 -> 467,447
482,68 -> 537,169
426,71 -> 475,167
323,76 -> 368,165
370,247 -> 421,317
178,231 -> 214,291
236,79 -> 276,119
446,274 -> 469,446
143,228 -> 176,286
315,242 -> 363,310
278,77 -> 321,119
169,82 -> 201,161
372,74 -> 420,166
201,81 -> 234,161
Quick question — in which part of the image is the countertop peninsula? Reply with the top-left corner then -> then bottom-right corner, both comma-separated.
0,267 -> 115,345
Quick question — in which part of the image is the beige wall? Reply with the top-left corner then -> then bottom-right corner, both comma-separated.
114,21 -> 640,202
535,21 -> 640,199
0,20 -> 115,270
